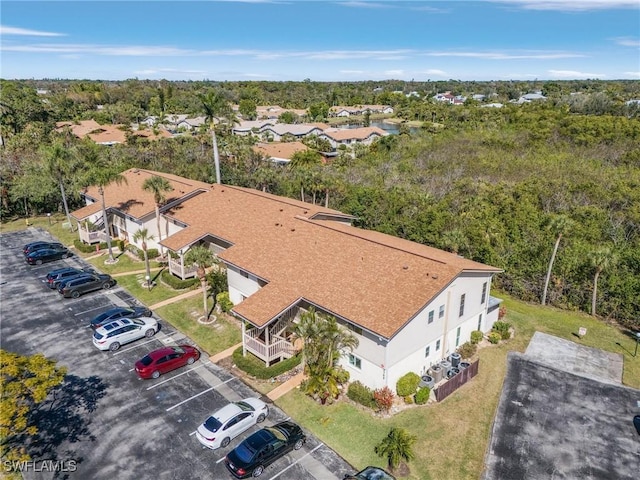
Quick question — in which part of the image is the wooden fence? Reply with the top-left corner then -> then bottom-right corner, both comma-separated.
434,359 -> 480,402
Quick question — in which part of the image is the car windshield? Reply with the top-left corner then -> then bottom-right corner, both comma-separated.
233,441 -> 257,463
139,355 -> 153,366
203,416 -> 222,433
265,427 -> 286,442
357,467 -> 396,480
93,331 -> 104,340
235,401 -> 255,412
171,346 -> 185,354
132,318 -> 146,326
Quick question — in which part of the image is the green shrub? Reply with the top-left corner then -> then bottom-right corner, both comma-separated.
216,292 -> 233,313
492,321 -> 512,340
127,244 -> 143,259
347,381 -> 376,409
403,395 -> 414,405
116,239 -> 126,252
457,341 -> 477,359
73,239 -> 107,253
415,386 -> 431,405
146,248 -> 159,259
488,332 -> 501,344
396,372 -> 420,397
160,270 -> 199,290
470,330 -> 484,344
335,367 -> 350,385
232,347 -> 302,380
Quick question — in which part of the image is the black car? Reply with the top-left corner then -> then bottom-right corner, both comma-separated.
23,241 -> 63,256
58,273 -> 116,298
224,421 -> 306,478
90,306 -> 153,329
45,267 -> 95,289
25,245 -> 72,265
344,466 -> 397,480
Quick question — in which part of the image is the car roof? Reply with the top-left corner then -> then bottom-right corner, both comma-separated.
212,402 -> 244,423
144,346 -> 185,360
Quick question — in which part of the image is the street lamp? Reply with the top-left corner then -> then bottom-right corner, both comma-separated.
634,331 -> 640,357
145,275 -> 151,292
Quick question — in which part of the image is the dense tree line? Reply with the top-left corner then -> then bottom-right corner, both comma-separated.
1,80 -> 638,329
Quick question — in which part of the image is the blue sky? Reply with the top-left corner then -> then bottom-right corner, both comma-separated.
1,0 -> 639,81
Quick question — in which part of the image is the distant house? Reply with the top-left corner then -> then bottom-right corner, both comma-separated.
258,124 -> 325,142
253,141 -> 309,165
433,91 -> 466,105
514,92 -> 547,104
176,116 -> 207,131
255,105 -> 307,120
55,120 -> 170,146
320,126 -> 388,149
232,120 -> 277,136
329,105 -> 394,117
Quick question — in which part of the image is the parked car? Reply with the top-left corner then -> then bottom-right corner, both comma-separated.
25,245 -> 72,265
23,241 -> 63,256
58,273 -> 116,298
196,398 -> 269,450
90,306 -> 152,329
344,466 -> 397,480
45,267 -> 95,289
135,345 -> 200,379
224,421 -> 305,478
92,317 -> 158,351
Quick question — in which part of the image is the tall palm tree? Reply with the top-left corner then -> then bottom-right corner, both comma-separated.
185,245 -> 216,319
374,427 -> 417,472
199,90 -> 235,184
588,246 -> 616,317
85,148 -> 127,263
142,175 -> 173,258
41,140 -> 75,231
132,228 -> 155,291
289,150 -> 322,202
542,215 -> 573,305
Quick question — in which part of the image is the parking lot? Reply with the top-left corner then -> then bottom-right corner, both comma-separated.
1,228 -> 354,479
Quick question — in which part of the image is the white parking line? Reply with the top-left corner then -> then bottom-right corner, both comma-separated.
216,456 -> 226,464
74,305 -> 110,316
189,431 -> 197,436
145,363 -> 210,390
165,378 -> 234,412
111,336 -> 167,356
268,443 -> 323,480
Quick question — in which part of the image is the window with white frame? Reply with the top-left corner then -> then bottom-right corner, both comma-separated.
477,314 -> 483,331
348,354 -> 361,369
481,282 -> 487,304
425,346 -> 430,358
436,339 -> 441,351
456,326 -> 461,347
428,310 -> 434,324
459,294 -> 466,317
439,305 -> 445,318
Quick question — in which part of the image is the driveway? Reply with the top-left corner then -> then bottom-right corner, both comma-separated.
0,228 -> 354,479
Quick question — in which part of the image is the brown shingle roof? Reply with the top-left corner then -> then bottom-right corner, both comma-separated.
322,126 -> 388,141
71,168 -> 211,221
253,142 -> 309,160
162,185 -> 500,339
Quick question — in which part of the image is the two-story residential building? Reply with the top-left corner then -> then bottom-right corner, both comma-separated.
74,169 -> 502,391
319,126 -> 388,149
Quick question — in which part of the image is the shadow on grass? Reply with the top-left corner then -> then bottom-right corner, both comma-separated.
151,267 -> 166,284
25,374 -> 108,478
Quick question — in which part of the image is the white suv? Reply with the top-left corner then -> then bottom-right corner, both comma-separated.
92,317 -> 158,351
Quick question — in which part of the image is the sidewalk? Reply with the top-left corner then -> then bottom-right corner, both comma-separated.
111,267 -> 163,278
267,372 -> 306,401
149,288 -> 201,310
209,342 -> 243,363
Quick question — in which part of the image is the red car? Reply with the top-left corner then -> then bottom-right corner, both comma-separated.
135,345 -> 200,379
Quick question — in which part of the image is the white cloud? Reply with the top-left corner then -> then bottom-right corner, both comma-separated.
420,69 -> 447,76
424,50 -> 586,60
548,69 -> 606,78
337,1 -> 394,8
491,0 -> 639,12
623,71 -> 640,78
614,37 -> 640,47
0,25 -> 65,37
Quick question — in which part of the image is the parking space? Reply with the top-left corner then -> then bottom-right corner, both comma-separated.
1,228 -> 353,480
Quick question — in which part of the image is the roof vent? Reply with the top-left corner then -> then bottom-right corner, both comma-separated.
403,265 -> 409,270
290,228 -> 295,232
280,208 -> 284,212
275,222 -> 280,226
303,210 -> 308,214
431,274 -> 439,279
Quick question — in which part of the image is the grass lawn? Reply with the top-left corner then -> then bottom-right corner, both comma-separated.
86,253 -> 163,276
114,273 -> 187,307
276,293 -> 640,480
155,297 -> 242,356
1,214 -> 80,249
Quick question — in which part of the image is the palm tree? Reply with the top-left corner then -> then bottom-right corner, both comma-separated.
142,175 -> 173,258
199,90 -> 235,184
185,245 -> 216,319
84,147 -> 127,263
542,215 -> 573,305
132,228 -> 155,291
289,150 -> 322,202
41,140 -> 75,231
374,427 -> 417,473
589,246 -> 616,316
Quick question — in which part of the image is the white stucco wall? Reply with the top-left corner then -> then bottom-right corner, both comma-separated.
226,265 -> 261,304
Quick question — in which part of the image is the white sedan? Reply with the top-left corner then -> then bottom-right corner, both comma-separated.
92,317 -> 158,351
196,398 -> 269,449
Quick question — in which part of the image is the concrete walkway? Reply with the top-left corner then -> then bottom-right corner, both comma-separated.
111,267 -> 163,278
267,372 -> 306,401
149,288 -> 201,310
209,342 -> 243,363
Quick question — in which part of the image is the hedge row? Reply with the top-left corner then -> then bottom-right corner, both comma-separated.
73,239 -> 107,253
160,270 -> 199,290
231,347 -> 301,380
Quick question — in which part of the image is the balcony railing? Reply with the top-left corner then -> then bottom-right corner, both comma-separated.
244,332 -> 296,365
78,228 -> 104,245
168,257 -> 198,280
